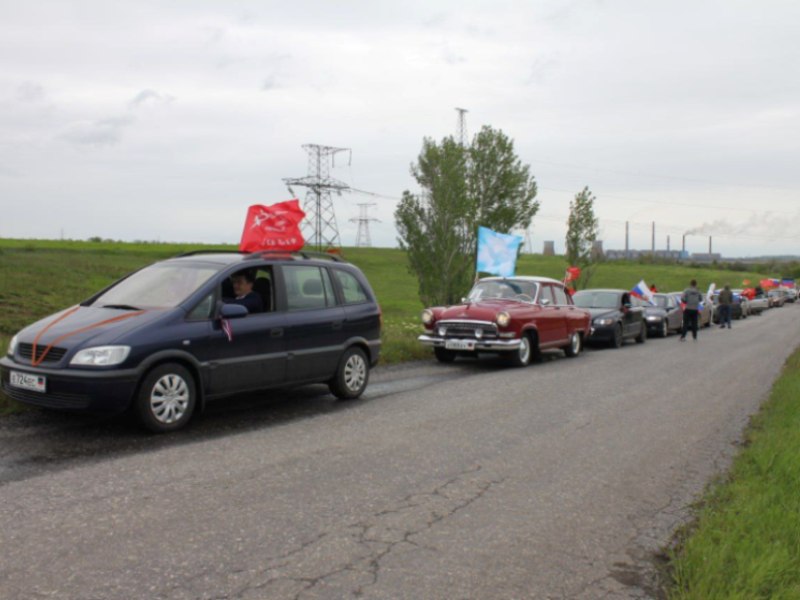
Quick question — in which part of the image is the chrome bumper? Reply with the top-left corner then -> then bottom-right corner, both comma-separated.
417,334 -> 521,352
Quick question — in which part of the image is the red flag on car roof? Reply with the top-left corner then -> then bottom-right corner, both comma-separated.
239,200 -> 305,252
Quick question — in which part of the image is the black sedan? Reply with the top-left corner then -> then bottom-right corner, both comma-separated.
572,289 -> 647,348
642,293 -> 683,337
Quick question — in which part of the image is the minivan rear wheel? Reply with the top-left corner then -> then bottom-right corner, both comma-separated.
329,347 -> 369,400
135,363 -> 196,433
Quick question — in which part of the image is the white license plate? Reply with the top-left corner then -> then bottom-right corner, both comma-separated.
445,339 -> 476,351
10,371 -> 46,393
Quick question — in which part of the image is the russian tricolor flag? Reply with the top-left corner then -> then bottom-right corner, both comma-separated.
631,280 -> 655,305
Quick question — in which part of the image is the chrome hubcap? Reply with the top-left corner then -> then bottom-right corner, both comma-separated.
150,374 -> 190,424
519,337 -> 531,363
344,354 -> 367,392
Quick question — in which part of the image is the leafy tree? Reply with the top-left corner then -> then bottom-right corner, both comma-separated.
395,128 -> 539,306
468,126 -> 539,232
565,186 -> 600,289
395,137 -> 473,306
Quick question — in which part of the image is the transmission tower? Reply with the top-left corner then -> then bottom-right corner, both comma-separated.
349,203 -> 380,247
455,107 -> 468,146
283,144 -> 351,251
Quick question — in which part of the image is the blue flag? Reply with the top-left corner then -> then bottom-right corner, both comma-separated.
476,226 -> 523,277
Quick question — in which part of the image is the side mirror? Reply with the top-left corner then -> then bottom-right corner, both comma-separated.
220,303 -> 249,319
540,298 -> 551,306
461,297 -> 468,303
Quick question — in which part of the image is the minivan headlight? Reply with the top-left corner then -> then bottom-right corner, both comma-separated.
70,346 -> 131,366
7,334 -> 18,356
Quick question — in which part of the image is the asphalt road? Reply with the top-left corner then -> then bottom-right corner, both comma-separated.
2,305 -> 799,599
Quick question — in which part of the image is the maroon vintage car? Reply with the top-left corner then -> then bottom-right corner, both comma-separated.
418,276 -> 592,366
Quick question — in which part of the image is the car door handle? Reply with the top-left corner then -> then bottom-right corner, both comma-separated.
270,328 -> 283,338
332,320 -> 343,330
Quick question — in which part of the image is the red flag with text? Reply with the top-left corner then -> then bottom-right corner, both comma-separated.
239,200 -> 305,252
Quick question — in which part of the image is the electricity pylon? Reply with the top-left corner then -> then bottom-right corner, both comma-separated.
350,203 -> 380,247
455,107 -> 468,146
283,144 -> 351,251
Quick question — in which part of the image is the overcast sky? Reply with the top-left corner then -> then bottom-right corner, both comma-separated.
1,0 -> 799,258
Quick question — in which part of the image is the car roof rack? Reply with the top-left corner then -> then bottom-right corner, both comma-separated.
173,250 -> 246,257
243,250 -> 344,262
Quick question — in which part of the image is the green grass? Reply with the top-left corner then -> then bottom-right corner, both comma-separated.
666,349 -> 800,599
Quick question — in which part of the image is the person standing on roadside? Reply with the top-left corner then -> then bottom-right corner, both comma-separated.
717,284 -> 733,329
680,279 -> 703,341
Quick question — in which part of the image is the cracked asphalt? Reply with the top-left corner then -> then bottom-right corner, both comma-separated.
1,305 -> 799,599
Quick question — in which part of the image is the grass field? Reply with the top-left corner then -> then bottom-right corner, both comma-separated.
667,349 -> 800,599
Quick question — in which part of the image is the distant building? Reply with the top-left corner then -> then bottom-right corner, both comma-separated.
689,253 -> 722,263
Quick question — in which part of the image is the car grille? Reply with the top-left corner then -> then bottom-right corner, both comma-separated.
1,381 -> 91,410
437,321 -> 499,339
17,343 -> 67,364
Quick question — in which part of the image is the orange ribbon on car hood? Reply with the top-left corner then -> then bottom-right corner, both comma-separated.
31,306 -> 147,367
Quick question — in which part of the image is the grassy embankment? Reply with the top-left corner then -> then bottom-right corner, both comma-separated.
666,349 -> 800,599
0,238 -> 771,413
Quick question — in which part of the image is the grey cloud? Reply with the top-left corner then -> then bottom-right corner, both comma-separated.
58,116 -> 135,146
525,56 -> 559,85
16,82 -> 45,103
261,75 -> 279,91
129,89 -> 174,109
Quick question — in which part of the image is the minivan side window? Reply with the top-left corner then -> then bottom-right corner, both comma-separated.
334,269 -> 368,305
284,265 -> 336,311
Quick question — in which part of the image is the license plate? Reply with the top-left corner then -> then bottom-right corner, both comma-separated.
445,339 -> 475,351
10,371 -> 46,393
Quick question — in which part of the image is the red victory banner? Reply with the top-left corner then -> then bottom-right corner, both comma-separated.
239,200 -> 306,252
564,266 -> 581,282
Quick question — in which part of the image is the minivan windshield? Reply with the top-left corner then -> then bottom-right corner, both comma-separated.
91,263 -> 219,309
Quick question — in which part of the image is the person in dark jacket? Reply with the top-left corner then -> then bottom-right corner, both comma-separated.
717,284 -> 733,329
680,279 -> 702,341
225,270 -> 263,313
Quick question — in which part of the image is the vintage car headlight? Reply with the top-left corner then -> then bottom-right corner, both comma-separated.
421,309 -> 434,325
594,318 -> 614,326
7,334 -> 18,356
496,311 -> 511,327
70,346 -> 131,366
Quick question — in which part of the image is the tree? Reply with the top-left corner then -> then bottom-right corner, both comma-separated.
565,186 -> 600,289
395,127 -> 539,306
468,126 -> 539,233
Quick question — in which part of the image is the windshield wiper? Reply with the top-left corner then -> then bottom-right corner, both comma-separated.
99,304 -> 142,311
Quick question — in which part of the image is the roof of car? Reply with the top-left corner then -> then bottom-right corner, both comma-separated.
573,288 -> 627,294
165,250 -> 349,266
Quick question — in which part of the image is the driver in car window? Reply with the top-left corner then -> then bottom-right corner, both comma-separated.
224,270 -> 263,314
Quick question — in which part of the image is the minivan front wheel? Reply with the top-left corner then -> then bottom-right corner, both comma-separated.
329,347 -> 369,400
135,363 -> 196,433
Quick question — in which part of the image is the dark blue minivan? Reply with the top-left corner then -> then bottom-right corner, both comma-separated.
0,251 -> 381,432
